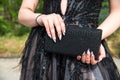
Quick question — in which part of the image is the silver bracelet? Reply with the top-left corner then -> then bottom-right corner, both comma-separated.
35,14 -> 42,26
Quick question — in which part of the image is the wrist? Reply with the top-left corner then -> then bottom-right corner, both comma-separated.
35,14 -> 43,26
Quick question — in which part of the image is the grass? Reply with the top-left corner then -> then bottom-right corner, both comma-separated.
0,34 -> 28,57
107,28 -> 120,58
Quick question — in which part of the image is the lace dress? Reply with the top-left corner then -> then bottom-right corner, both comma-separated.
20,0 -> 120,80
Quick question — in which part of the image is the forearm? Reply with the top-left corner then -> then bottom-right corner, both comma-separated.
98,12 -> 120,40
18,8 -> 40,27
18,0 -> 40,27
98,0 -> 120,40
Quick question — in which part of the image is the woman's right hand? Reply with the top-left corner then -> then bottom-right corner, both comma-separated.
37,13 -> 66,42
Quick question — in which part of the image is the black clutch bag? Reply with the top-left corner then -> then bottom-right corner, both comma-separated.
44,24 -> 102,60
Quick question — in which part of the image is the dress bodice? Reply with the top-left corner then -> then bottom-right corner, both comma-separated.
43,0 -> 103,28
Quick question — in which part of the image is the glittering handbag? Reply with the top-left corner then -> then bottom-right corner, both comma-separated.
44,24 -> 102,60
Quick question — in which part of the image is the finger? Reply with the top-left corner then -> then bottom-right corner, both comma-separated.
57,14 -> 66,35
76,55 -> 81,61
98,44 -> 106,62
47,15 -> 56,42
42,16 -> 51,38
54,14 -> 62,40
81,52 -> 86,63
86,49 -> 90,59
85,49 -> 91,64
90,52 -> 98,65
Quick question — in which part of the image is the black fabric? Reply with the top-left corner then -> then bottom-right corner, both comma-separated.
45,24 -> 102,60
20,0 -> 120,80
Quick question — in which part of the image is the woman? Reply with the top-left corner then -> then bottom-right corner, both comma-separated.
18,0 -> 120,80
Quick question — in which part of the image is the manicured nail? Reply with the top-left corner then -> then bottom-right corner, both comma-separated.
82,52 -> 85,55
87,49 -> 90,55
91,51 -> 94,57
48,34 -> 51,38
59,35 -> 62,40
99,58 -> 102,62
63,31 -> 66,36
53,37 -> 56,43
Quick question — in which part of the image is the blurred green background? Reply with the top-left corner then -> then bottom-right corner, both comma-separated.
0,0 -> 120,58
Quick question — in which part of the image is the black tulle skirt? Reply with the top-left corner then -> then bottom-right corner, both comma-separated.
20,26 -> 120,80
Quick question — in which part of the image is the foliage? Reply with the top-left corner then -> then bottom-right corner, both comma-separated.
99,0 -> 109,23
0,0 -> 43,36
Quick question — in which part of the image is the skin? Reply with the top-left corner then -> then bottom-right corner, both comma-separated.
18,0 -> 120,65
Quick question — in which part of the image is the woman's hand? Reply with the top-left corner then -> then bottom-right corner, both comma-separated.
77,44 -> 106,65
37,13 -> 66,42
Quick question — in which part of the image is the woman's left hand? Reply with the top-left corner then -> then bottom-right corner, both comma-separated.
76,44 -> 106,65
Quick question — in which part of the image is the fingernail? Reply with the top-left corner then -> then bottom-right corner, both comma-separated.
48,34 -> 51,38
91,51 -> 94,57
82,52 -> 85,55
87,49 -> 90,55
99,58 -> 102,62
53,37 -> 56,43
59,35 -> 62,40
63,31 -> 66,36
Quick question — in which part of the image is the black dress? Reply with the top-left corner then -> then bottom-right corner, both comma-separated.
20,0 -> 120,80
